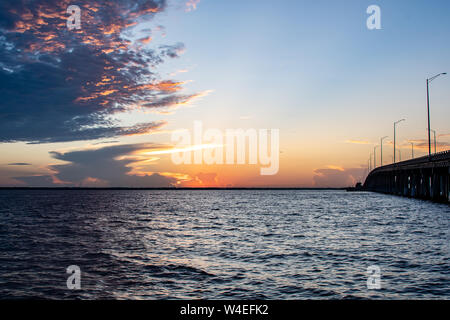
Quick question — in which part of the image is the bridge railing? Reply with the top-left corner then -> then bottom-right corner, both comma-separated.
363,149 -> 449,203
369,149 -> 450,174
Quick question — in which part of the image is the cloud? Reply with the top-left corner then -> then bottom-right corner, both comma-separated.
194,172 -> 218,185
8,163 -> 32,166
313,167 -> 366,188
14,175 -> 58,187
159,42 -> 186,58
92,140 -> 120,145
185,0 -> 201,12
14,143 -> 179,187
405,139 -> 450,150
176,172 -> 220,187
345,140 -> 372,145
0,0 -> 201,143
326,165 -> 345,171
138,36 -> 152,45
23,121 -> 168,144
142,90 -> 211,112
169,68 -> 189,77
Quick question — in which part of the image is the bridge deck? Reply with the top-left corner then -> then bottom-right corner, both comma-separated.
364,150 -> 450,203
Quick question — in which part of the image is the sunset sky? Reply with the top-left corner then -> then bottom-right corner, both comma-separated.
1,0 -> 449,188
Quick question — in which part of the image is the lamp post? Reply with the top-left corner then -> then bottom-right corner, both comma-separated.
411,142 -> 414,159
426,72 -> 446,157
394,119 -> 405,163
430,129 -> 437,154
397,149 -> 402,162
380,136 -> 388,166
426,128 -> 437,154
374,146 -> 378,168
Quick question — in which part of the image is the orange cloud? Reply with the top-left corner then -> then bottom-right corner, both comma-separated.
345,140 -> 372,145
180,172 -> 220,187
138,36 -> 152,45
186,0 -> 201,12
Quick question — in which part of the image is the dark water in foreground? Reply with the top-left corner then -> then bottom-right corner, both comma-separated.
0,190 -> 448,299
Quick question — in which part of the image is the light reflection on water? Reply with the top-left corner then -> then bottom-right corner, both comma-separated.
0,189 -> 448,299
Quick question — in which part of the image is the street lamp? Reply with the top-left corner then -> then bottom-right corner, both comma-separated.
394,119 -> 405,163
411,142 -> 414,159
425,128 -> 437,154
380,136 -> 388,166
430,129 -> 437,154
374,146 -> 378,168
426,72 -> 446,157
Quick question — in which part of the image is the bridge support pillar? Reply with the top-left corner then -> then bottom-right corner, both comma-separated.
364,151 -> 449,203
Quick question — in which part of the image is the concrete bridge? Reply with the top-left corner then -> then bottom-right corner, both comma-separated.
364,150 -> 450,203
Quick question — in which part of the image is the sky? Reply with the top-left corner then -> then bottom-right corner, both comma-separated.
0,0 -> 449,188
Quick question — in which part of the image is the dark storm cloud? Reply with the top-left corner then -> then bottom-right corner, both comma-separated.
14,143 -> 177,187
8,162 -> 31,166
0,0 -> 199,143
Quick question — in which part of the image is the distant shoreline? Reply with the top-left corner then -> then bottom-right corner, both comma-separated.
0,187 -> 348,191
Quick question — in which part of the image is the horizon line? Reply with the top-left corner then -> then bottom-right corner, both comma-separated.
0,187 -> 352,191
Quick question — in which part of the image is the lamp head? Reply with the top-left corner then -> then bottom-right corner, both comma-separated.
429,72 -> 447,82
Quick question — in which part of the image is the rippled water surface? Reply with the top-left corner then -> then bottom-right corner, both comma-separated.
0,190 -> 448,299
